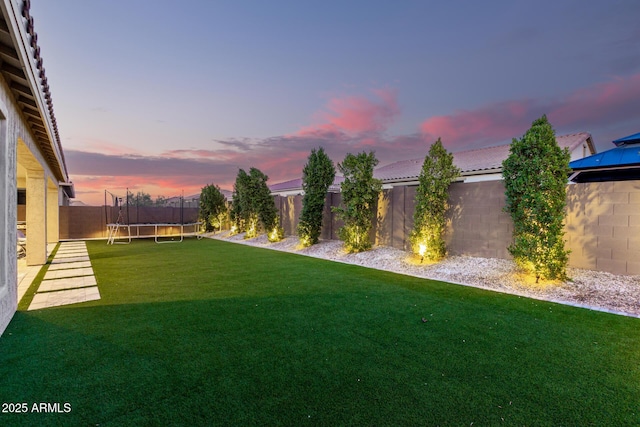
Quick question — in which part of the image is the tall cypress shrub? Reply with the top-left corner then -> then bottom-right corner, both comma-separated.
230,167 -> 277,238
410,138 -> 460,261
249,168 -> 277,231
199,184 -> 227,232
502,115 -> 571,282
298,147 -> 336,246
332,151 -> 382,253
231,169 -> 251,234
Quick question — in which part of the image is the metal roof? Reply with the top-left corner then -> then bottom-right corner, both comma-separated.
269,176 -> 343,194
570,132 -> 640,170
270,132 -> 594,193
612,132 -> 640,147
269,178 -> 304,192
376,132 -> 592,182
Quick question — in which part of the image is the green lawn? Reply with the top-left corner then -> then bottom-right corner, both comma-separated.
1,238 -> 639,426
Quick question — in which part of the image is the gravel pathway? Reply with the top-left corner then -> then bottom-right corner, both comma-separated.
209,232 -> 640,318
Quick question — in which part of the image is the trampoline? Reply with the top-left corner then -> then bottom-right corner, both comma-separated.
105,190 -> 202,245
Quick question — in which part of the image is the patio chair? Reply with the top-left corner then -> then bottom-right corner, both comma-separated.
17,229 -> 26,258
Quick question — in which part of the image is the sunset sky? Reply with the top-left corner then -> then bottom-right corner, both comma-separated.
31,0 -> 640,205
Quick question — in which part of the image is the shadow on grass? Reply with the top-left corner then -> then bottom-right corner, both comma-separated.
4,291 -> 640,426
2,238 -> 638,425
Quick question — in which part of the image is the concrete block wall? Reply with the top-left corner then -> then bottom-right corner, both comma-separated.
373,186 -> 416,252
566,180 -> 640,275
323,193 -> 345,241
445,181 -> 513,259
274,179 -> 640,276
60,206 -> 108,240
59,206 -> 199,240
276,195 -> 303,236
53,181 -> 640,277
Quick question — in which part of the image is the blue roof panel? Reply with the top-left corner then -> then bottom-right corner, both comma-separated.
612,132 -> 640,147
570,143 -> 640,170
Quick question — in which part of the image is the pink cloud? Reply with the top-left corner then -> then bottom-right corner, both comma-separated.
296,88 -> 400,136
549,73 -> 640,128
66,144 -> 314,205
162,148 -> 247,162
420,100 -> 539,150
70,174 -> 216,206
68,74 -> 640,206
419,72 -> 640,151
81,138 -> 146,156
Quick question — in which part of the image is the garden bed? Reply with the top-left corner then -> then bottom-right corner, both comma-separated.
211,232 -> 640,317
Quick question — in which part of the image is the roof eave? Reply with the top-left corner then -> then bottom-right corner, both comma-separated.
0,0 -> 67,182
59,181 -> 75,198
571,164 -> 640,173
461,167 -> 502,176
585,135 -> 596,155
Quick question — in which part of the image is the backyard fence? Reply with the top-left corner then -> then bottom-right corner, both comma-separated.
274,179 -> 640,276
45,179 -> 640,275
58,206 -> 199,240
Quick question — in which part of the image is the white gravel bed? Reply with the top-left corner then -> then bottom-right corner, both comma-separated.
208,232 -> 640,318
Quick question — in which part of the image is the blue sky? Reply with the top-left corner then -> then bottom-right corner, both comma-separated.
30,0 -> 640,204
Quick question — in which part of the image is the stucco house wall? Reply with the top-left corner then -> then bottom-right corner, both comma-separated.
0,70 -> 57,334
1,0 -> 72,335
0,89 -> 17,336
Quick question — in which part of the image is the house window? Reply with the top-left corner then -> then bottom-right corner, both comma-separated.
17,189 -> 26,205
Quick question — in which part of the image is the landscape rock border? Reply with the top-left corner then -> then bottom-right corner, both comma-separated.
208,232 -> 640,318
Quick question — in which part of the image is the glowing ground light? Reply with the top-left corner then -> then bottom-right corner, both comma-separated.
269,228 -> 279,241
419,244 -> 426,263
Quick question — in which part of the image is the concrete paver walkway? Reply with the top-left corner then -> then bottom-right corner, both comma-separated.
28,242 -> 101,310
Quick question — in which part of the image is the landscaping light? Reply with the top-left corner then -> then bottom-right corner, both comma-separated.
419,244 -> 426,263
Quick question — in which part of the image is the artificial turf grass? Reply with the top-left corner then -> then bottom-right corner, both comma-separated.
0,238 -> 638,426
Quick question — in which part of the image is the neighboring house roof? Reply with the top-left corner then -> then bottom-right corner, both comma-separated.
164,189 -> 233,206
557,132 -> 597,155
373,144 -> 512,182
570,143 -> 640,170
269,176 -> 344,194
270,132 -> 595,193
270,178 -> 303,193
377,132 -> 594,184
569,132 -> 640,182
612,132 -> 640,147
